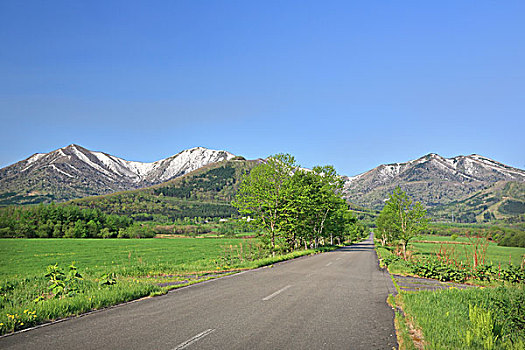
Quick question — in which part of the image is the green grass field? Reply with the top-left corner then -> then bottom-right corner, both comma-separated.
0,237 -> 252,279
412,234 -> 525,266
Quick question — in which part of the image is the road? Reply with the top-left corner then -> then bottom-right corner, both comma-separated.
1,236 -> 397,349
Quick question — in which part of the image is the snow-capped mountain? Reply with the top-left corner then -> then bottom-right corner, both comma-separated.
0,144 -> 235,205
343,153 -> 525,209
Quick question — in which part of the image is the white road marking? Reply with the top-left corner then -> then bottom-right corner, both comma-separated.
172,329 -> 215,350
336,257 -> 342,261
326,262 -> 333,266
262,285 -> 292,301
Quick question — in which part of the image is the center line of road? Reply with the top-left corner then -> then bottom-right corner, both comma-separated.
172,329 -> 216,350
262,285 -> 292,301
326,262 -> 332,266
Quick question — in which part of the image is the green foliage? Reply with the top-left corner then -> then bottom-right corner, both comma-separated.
233,154 -> 361,253
0,203 -> 132,238
499,200 -> 525,215
233,154 -> 300,252
99,272 -> 117,286
465,304 -> 500,349
73,192 -> 238,220
499,229 -> 525,248
376,187 -> 428,258
410,258 -> 469,282
40,263 -> 84,299
409,257 -> 524,284
153,166 -> 237,200
402,285 -> 525,349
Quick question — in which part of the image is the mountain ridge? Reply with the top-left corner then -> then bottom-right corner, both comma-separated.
343,153 -> 525,211
0,144 -> 235,205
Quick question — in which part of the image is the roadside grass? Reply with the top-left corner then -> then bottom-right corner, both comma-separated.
401,285 -> 525,349
0,238 -> 338,335
388,294 -> 419,350
376,236 -> 525,349
376,234 -> 525,278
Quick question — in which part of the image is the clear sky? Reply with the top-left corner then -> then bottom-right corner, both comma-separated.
1,1 -> 524,176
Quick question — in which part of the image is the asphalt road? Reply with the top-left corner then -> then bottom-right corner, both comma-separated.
1,236 -> 397,350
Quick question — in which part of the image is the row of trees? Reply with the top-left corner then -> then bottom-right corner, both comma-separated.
233,154 -> 366,254
376,187 -> 428,258
0,203 -> 133,238
73,192 -> 238,220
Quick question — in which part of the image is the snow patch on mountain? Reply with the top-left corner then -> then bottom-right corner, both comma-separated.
48,165 -> 74,178
26,153 -> 46,165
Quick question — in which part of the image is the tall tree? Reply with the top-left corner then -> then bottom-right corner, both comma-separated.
377,187 -> 428,259
232,154 -> 298,254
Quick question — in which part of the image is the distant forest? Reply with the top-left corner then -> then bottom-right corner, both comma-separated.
0,203 -> 133,238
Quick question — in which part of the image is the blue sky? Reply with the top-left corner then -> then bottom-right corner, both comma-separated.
1,1 -> 524,176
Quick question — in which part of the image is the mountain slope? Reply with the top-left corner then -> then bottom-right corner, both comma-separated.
69,159 -> 259,220
0,145 -> 235,205
343,153 -> 525,210
428,181 -> 525,223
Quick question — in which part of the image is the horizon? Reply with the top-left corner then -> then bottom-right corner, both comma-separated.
1,1 -> 524,175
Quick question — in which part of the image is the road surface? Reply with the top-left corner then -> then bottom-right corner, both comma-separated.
1,236 -> 397,349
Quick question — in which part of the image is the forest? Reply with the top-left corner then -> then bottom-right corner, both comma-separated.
0,203 -> 134,238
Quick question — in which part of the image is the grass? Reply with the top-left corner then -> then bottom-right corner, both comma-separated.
376,236 -> 525,349
412,234 -> 525,267
376,234 -> 525,277
0,237 -> 339,335
401,285 -> 525,349
0,237 -> 251,279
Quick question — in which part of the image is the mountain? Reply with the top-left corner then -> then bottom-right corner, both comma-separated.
343,153 -> 525,211
428,181 -> 525,223
0,144 -> 235,205
70,159 -> 259,220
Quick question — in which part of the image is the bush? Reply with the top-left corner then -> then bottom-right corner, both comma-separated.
498,229 -> 525,248
408,257 -> 525,284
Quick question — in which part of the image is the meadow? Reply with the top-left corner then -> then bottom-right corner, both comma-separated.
0,237 -> 335,335
412,234 -> 525,266
0,237 -> 250,279
378,234 -> 525,277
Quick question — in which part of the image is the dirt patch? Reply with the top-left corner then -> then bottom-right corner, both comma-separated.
393,274 -> 477,292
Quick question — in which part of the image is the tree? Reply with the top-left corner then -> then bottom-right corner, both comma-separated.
233,153 -> 362,253
293,166 -> 346,248
232,154 -> 299,254
376,204 -> 396,246
377,187 -> 428,259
